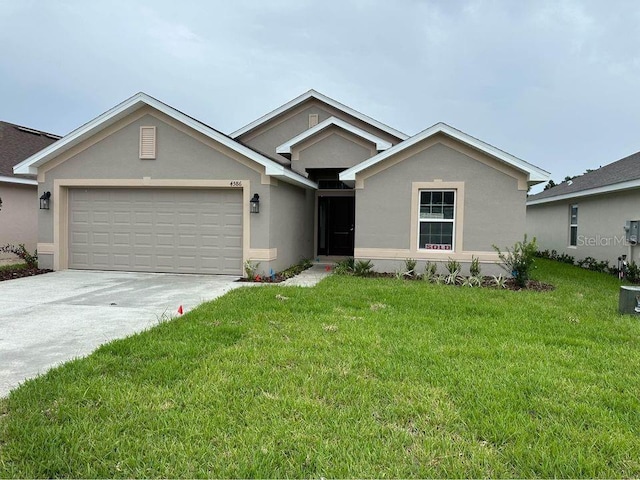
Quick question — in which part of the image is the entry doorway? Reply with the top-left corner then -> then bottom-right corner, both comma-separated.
317,196 -> 355,256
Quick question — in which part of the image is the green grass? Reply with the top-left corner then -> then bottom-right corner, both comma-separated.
1,259 -> 640,478
0,263 -> 27,273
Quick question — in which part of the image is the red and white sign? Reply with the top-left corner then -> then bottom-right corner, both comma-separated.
425,244 -> 451,250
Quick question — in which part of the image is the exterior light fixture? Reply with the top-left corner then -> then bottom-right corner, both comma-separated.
39,191 -> 51,210
250,193 -> 260,213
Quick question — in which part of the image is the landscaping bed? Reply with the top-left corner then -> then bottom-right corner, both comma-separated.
0,264 -> 51,282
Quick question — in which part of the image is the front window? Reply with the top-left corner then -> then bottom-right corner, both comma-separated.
569,205 -> 578,246
419,190 -> 455,251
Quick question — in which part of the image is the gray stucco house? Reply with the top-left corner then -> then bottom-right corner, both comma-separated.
14,90 -> 549,276
527,151 -> 640,267
0,122 -> 60,264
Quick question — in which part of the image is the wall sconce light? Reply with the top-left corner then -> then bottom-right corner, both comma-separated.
250,193 -> 260,214
39,191 -> 51,210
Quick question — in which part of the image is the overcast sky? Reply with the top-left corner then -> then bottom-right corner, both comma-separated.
2,0 -> 639,191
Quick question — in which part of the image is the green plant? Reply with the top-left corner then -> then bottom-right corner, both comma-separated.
0,244 -> 38,268
626,261 -> 640,283
333,257 -> 355,275
403,258 -> 418,278
493,235 -> 538,288
446,258 -> 461,276
491,274 -> 507,289
423,261 -> 438,280
353,259 -> 374,277
469,256 -> 481,277
243,259 -> 260,279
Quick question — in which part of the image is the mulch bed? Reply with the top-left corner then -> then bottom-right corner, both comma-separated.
363,272 -> 555,291
0,267 -> 52,282
236,273 -> 290,284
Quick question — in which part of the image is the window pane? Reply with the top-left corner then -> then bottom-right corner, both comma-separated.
444,191 -> 454,205
432,192 -> 442,204
570,205 -> 578,225
443,206 -> 454,219
570,226 -> 577,246
420,221 -> 453,250
421,191 -> 431,205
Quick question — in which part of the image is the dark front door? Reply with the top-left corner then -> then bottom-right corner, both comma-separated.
317,196 -> 355,256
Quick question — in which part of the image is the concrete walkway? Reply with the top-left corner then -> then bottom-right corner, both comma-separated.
281,263 -> 333,286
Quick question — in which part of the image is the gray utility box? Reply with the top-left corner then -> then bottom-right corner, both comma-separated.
625,220 -> 640,244
619,285 -> 640,315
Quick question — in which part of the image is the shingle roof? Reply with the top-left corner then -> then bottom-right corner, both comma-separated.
528,150 -> 640,202
0,121 -> 60,179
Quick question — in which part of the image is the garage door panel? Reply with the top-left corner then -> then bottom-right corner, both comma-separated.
69,188 -> 243,274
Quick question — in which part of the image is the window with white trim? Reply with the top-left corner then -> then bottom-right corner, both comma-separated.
419,190 -> 455,251
569,204 -> 578,246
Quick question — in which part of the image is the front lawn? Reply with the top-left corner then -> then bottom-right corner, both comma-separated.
1,259 -> 639,478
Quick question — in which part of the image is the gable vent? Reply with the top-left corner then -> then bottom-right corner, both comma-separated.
308,114 -> 319,128
139,126 -> 156,159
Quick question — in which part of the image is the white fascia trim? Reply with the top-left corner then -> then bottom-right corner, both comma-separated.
275,116 -> 393,154
231,89 -> 409,141
0,175 -> 37,185
340,122 -> 550,183
526,178 -> 640,206
13,92 -> 316,190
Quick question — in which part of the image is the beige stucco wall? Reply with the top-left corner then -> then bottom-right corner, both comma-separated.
238,99 -> 402,159
292,127 -> 376,175
36,107 -> 308,274
527,189 -> 640,266
0,183 -> 38,265
268,180 -> 314,272
353,136 -> 528,274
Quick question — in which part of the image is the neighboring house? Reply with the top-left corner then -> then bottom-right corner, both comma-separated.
527,151 -> 640,267
0,121 -> 60,264
14,90 -> 549,276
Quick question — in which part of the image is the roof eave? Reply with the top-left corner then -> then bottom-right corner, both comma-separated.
0,175 -> 37,186
340,122 -> 550,184
275,116 -> 393,155
231,89 -> 409,141
13,92 -> 316,189
527,178 -> 640,206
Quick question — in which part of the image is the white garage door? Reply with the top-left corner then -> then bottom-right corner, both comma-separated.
68,188 -> 243,274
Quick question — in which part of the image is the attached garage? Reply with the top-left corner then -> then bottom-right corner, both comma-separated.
68,188 -> 243,274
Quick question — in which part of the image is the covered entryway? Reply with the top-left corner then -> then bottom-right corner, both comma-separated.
317,195 -> 355,256
68,188 -> 243,274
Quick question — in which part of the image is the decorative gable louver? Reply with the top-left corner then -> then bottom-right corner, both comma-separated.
139,126 -> 156,159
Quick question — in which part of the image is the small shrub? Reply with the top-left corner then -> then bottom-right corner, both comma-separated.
460,276 -> 478,288
446,258 -> 461,276
432,274 -> 445,285
353,259 -> 374,277
493,235 -> 537,288
491,274 -> 507,289
557,253 -> 575,265
403,258 -> 418,278
469,256 -> 481,277
0,244 -> 38,269
626,261 -> 640,283
333,257 -> 355,275
423,261 -> 437,280
243,259 -> 260,279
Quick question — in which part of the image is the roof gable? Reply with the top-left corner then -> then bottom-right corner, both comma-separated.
13,93 -> 316,189
231,89 -> 408,141
527,151 -> 640,205
340,122 -> 550,185
275,116 -> 392,156
0,121 -> 60,184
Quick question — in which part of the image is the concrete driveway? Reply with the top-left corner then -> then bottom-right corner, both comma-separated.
0,270 -> 241,397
